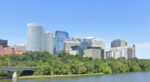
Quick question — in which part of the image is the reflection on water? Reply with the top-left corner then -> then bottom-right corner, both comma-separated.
0,72 -> 150,82
12,78 -> 17,82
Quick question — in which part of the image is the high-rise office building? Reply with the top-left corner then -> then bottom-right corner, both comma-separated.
55,31 -> 69,55
27,23 -> 45,52
70,36 -> 81,42
81,37 -> 95,49
110,47 -> 128,59
88,39 -> 105,49
64,40 -> 81,51
45,32 -> 54,54
0,39 -> 8,47
111,39 -> 127,48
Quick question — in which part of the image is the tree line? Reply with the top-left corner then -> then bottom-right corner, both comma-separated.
0,50 -> 150,76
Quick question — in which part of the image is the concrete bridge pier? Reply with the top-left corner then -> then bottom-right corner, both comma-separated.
12,72 -> 17,79
7,71 -> 12,78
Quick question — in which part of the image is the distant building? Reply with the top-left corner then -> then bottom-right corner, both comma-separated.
81,37 -> 95,49
88,39 -> 106,59
106,51 -> 114,59
71,46 -> 83,56
70,36 -> 81,42
45,32 -> 54,54
111,39 -> 127,48
83,47 -> 104,59
64,40 -> 81,51
27,23 -> 45,52
13,44 -> 27,51
0,45 -> 26,55
0,39 -> 8,47
110,47 -> 128,59
88,39 -> 105,49
124,46 -> 135,59
133,45 -> 135,57
67,50 -> 79,55
55,31 -> 69,55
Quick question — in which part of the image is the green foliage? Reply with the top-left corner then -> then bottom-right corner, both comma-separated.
0,50 -> 150,76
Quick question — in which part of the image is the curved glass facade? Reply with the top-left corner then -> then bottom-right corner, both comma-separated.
81,37 -> 95,49
27,23 -> 45,51
70,36 -> 81,42
55,31 -> 69,55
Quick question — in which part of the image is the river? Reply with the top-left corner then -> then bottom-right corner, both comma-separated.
0,72 -> 150,82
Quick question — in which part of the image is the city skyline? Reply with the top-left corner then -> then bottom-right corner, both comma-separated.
0,0 -> 150,59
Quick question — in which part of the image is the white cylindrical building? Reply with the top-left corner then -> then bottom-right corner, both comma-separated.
45,32 -> 54,54
27,23 -> 45,52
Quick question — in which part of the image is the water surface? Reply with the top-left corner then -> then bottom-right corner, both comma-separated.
1,72 -> 150,82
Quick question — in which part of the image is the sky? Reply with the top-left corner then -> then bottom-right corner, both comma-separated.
0,0 -> 150,59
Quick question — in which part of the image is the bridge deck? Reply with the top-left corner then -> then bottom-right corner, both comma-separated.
0,66 -> 36,71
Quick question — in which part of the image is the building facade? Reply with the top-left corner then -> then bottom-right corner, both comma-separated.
13,44 -> 27,51
71,46 -> 83,56
110,47 -> 128,59
0,39 -> 8,47
64,40 -> 81,51
81,37 -> 95,49
0,45 -> 26,55
88,39 -> 105,49
55,31 -> 69,55
67,50 -> 79,55
27,23 -> 45,52
124,46 -> 135,59
111,39 -> 127,48
83,48 -> 102,59
44,32 -> 54,54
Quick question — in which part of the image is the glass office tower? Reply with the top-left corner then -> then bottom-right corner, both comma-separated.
55,31 -> 69,55
27,23 -> 45,52
70,36 -> 81,42
81,37 -> 95,49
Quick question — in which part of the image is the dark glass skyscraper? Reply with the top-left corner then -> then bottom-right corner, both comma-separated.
0,39 -> 8,47
55,31 -> 69,55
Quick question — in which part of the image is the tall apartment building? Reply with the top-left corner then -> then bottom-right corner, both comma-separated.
111,39 -> 127,48
27,23 -> 45,52
110,47 -> 128,59
106,45 -> 135,59
45,32 -> 54,54
55,31 -> 69,55
124,46 -> 135,59
0,39 -> 8,47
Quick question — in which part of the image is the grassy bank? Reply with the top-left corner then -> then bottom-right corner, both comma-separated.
18,73 -> 104,79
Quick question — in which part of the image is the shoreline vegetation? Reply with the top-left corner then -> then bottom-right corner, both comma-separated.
18,73 -> 104,79
0,50 -> 150,78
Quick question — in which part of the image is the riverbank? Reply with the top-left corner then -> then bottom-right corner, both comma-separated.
18,73 -> 104,79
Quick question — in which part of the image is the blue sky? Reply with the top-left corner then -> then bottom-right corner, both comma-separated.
0,0 -> 150,59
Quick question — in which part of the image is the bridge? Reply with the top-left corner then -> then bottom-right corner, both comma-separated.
0,66 -> 36,71
0,66 -> 36,78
